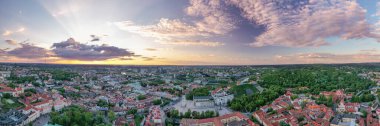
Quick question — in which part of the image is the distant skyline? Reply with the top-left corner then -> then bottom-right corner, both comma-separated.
1,0 -> 380,65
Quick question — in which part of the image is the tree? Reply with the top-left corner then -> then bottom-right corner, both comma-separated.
153,99 -> 162,105
57,88 -> 65,94
280,121 -> 290,126
108,111 -> 116,122
360,109 -> 367,117
184,109 -> 191,118
185,87 -> 210,100
291,95 -> 298,100
7,83 -> 16,88
169,109 -> 180,118
73,86 -> 81,90
2,93 -> 12,99
32,82 -> 41,87
127,109 -> 137,115
97,99 -> 109,107
137,95 -> 146,100
50,105 -> 107,126
250,116 -> 260,124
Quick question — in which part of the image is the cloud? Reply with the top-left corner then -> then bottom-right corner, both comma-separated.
5,40 -> 19,46
89,34 -> 108,42
7,43 -> 52,59
0,49 -> 7,56
2,31 -> 12,36
114,0 -> 237,37
227,0 -> 380,47
119,57 -> 134,61
114,19 -> 209,39
51,38 -> 135,61
90,35 -> 100,42
114,0 -> 237,47
17,27 -> 25,32
360,49 -> 378,53
115,18 -> 226,47
145,48 -> 157,51
158,39 -> 224,47
141,57 -> 154,61
2,27 -> 26,36
374,2 -> 380,34
185,0 -> 237,35
275,52 -> 380,64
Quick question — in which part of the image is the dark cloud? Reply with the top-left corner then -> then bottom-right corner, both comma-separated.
52,38 -> 135,61
7,43 -> 52,58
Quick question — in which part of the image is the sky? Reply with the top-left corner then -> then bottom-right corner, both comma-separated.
0,0 -> 380,65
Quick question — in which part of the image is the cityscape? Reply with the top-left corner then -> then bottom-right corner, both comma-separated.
1,64 -> 380,126
1,0 -> 380,126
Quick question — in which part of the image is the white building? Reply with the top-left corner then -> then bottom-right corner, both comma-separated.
193,96 -> 214,108
213,94 -> 234,106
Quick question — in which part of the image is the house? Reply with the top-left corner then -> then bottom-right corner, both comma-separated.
181,112 -> 257,126
22,106 -> 41,125
337,99 -> 360,113
145,106 -> 163,126
0,84 -> 23,97
114,116 -> 135,126
52,93 -> 71,111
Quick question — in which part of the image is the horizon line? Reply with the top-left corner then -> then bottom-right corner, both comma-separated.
0,61 -> 380,67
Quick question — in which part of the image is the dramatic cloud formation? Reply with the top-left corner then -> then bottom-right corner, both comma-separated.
51,38 -> 135,61
7,43 -> 52,59
114,0 -> 237,47
227,0 -> 380,47
185,0 -> 237,35
114,19 -> 224,47
114,0 -> 380,48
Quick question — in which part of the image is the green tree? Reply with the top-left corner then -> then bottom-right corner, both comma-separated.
153,99 -> 162,105
108,111 -> 116,122
137,95 -> 146,100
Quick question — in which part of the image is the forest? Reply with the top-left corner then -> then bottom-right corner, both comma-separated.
228,66 -> 376,112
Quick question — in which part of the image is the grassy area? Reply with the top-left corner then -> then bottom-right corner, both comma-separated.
229,84 -> 258,97
1,98 -> 24,112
